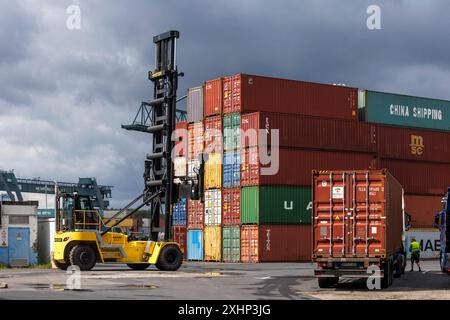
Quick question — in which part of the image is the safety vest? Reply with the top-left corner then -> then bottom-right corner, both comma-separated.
410,241 -> 420,253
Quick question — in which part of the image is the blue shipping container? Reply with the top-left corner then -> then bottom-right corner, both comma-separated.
223,151 -> 240,187
187,229 -> 204,261
172,198 -> 187,226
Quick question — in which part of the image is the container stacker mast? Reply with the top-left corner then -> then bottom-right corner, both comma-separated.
52,31 -> 202,271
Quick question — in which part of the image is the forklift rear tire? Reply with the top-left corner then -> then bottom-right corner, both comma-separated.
155,244 -> 183,271
53,259 -> 69,271
69,245 -> 97,271
318,277 -> 339,288
127,263 -> 150,270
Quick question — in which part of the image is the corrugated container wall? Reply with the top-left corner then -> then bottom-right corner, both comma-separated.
241,112 -> 377,153
188,122 -> 204,160
240,186 -> 312,224
187,199 -> 204,229
172,226 -> 187,256
187,230 -> 203,261
174,157 -> 187,178
223,113 -> 241,151
222,226 -> 240,262
172,198 -> 187,226
187,86 -> 204,123
204,226 -> 222,261
378,125 -> 450,164
240,147 -> 378,186
240,225 -> 312,262
222,188 -> 240,225
223,151 -> 240,188
204,78 -> 222,117
204,189 -> 222,225
204,116 -> 222,153
359,90 -> 450,131
204,153 -> 222,189
312,170 -> 404,259
404,195 -> 443,228
223,74 -> 358,120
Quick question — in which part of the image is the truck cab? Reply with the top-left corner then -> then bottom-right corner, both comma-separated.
434,187 -> 449,273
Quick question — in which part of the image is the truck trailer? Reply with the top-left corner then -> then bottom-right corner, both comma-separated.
312,169 -> 407,288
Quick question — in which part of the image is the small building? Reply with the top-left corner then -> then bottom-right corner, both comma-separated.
0,201 -> 39,267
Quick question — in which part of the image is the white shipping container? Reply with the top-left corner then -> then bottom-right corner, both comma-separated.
204,189 -> 221,225
405,229 -> 440,259
187,86 -> 204,123
188,159 -> 200,178
174,156 -> 187,177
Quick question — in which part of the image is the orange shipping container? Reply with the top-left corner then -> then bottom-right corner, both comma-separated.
204,116 -> 222,153
188,122 -> 204,160
404,195 -> 444,229
240,225 -> 312,262
204,78 -> 223,117
187,199 -> 204,229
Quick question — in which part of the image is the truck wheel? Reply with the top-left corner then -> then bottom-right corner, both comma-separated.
53,259 -> 69,271
127,263 -> 150,270
318,277 -> 338,288
155,245 -> 182,271
69,245 -> 97,271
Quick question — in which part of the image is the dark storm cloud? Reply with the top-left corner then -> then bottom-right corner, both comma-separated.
1,0 -> 450,206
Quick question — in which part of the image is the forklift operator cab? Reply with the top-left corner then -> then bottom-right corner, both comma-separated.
52,192 -> 183,272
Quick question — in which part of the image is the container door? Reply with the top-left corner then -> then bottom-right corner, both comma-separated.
8,227 -> 30,267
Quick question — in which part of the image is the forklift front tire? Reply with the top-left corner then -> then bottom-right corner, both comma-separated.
69,245 -> 97,271
156,244 -> 183,271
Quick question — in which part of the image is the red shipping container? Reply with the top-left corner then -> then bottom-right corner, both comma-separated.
240,147 -> 379,186
240,224 -> 312,262
404,195 -> 443,229
380,159 -> 450,196
187,199 -> 204,229
172,226 -> 187,257
174,121 -> 188,157
223,74 -> 358,119
204,116 -> 223,153
312,169 -> 403,258
378,125 -> 450,164
188,122 -> 204,160
204,78 -> 223,117
241,112 -> 378,152
222,188 -> 240,225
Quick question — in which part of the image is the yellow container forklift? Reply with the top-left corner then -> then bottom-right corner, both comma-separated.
52,31 -> 203,271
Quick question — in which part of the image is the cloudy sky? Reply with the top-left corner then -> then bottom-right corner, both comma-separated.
1,0 -> 449,207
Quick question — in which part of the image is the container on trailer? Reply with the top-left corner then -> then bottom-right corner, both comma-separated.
359,90 -> 450,131
204,189 -> 221,225
204,225 -> 222,261
172,226 -> 187,256
223,151 -> 240,188
204,78 -> 223,117
188,122 -> 204,160
174,156 -> 187,177
222,226 -> 240,262
240,224 -> 312,262
380,159 -> 450,196
187,86 -> 204,123
222,74 -> 358,120
204,116 -> 222,153
187,159 -> 200,178
223,113 -> 241,151
378,125 -> 450,164
187,199 -> 204,229
222,188 -> 240,225
187,229 -> 203,261
240,147 -> 379,187
405,229 -> 440,259
240,186 -> 312,224
312,169 -> 403,259
172,198 -> 187,226
240,112 -> 377,152
204,153 -> 222,189
175,121 -> 189,157
404,195 -> 444,229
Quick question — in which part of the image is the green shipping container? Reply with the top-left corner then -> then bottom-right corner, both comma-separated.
359,90 -> 450,131
240,186 -> 312,224
223,113 -> 241,151
222,226 -> 240,262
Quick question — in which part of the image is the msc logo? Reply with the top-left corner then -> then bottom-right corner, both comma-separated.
410,135 -> 424,155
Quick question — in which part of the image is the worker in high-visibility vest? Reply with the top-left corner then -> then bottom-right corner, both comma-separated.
409,237 -> 422,272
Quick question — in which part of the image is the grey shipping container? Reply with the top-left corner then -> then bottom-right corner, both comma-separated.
187,86 -> 204,123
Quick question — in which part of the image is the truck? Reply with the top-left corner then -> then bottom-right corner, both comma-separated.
312,169 -> 407,288
434,187 -> 449,273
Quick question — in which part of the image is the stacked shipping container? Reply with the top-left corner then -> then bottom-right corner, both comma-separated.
179,73 -> 450,263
